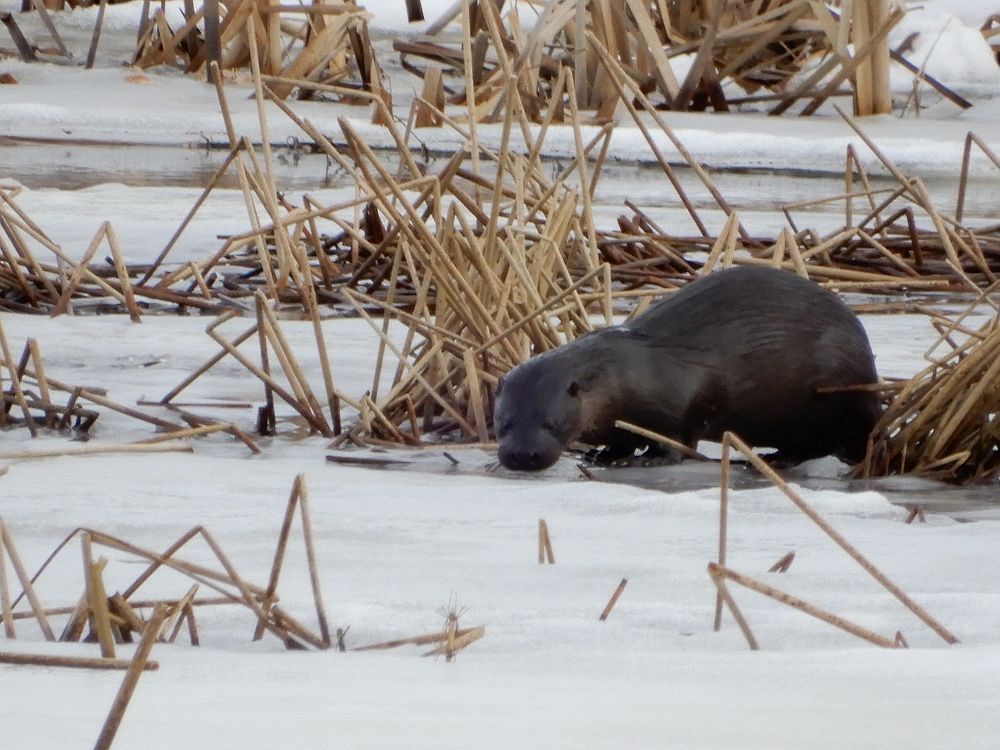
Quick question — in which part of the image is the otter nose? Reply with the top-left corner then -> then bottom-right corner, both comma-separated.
498,446 -> 554,471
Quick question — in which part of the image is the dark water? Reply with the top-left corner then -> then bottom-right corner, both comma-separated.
328,448 -> 1000,521
6,140 -> 1000,224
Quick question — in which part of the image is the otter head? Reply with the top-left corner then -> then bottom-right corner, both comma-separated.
494,353 -> 595,471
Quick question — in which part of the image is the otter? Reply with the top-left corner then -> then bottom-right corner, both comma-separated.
493,266 -> 880,471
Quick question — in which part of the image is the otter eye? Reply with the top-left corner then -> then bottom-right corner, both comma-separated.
567,381 -> 580,397
542,421 -> 556,433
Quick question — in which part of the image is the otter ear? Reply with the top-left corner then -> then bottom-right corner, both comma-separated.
567,381 -> 580,397
496,374 -> 506,395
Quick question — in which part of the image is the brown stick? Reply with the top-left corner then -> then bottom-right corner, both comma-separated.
0,444 -> 193,460
614,419 -> 710,461
295,476 -> 331,647
707,565 -> 759,650
0,316 -> 37,437
423,625 -> 485,658
0,525 -> 15,638
254,476 -> 301,641
0,651 -> 159,671
768,551 -> 796,573
714,438 -> 731,631
83,535 -> 116,659
353,626 -> 484,652
721,431 -> 958,644
0,521 -> 54,640
710,563 -> 899,648
93,603 -> 168,750
538,519 -> 555,564
598,578 -> 628,621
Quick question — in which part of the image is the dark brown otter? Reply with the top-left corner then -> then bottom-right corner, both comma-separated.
494,266 -> 880,471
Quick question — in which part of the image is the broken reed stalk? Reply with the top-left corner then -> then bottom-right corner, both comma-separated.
537,519 -> 555,564
255,474 -> 331,647
614,419 -> 711,462
0,444 -> 193,460
424,624 -> 484,659
0,521 -> 54,640
768,551 -> 796,573
0,651 -> 159,671
0,524 -> 15,638
352,626 -> 486,654
82,532 -> 116,659
598,578 -> 628,621
86,557 -> 117,656
708,566 -> 759,650
709,563 -> 899,648
0,315 -> 37,437
717,431 -> 958,645
161,584 -> 199,643
93,603 -> 168,750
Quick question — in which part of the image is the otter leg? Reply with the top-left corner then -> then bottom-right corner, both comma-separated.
583,429 -> 650,466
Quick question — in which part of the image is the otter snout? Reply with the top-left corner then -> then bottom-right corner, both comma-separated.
497,439 -> 562,471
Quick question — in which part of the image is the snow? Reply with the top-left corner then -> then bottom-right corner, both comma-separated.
2,1 -> 1000,748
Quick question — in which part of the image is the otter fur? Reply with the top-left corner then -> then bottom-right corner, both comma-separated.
494,266 -> 880,471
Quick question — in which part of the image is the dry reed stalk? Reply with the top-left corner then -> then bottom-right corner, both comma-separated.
344,297 -> 478,437
720,431 -> 959,644
82,533 -> 116,658
24,339 -> 55,429
93,603 -> 168,750
79,528 -> 266,604
598,578 -> 628,621
140,141 -> 244,285
768,551 -> 796,573
860,310 -> 1000,483
0,525 -> 15,638
0,651 -> 159,671
159,320 -> 259,404
104,223 -> 142,323
109,593 -> 147,638
834,105 -> 978,294
538,518 -> 555,564
589,30 -> 751,243
614,419 -> 711,462
204,314 -> 329,434
713,434 -> 731,632
134,422 -> 235,445
0,521 -> 54,641
708,565 -> 759,650
163,584 -> 199,643
956,133 -> 1000,224
352,625 -> 485,652
0,444 -> 192,461
198,526 -> 312,649
293,476 -> 331,647
423,624 -> 484,658
710,562 -> 900,648
0,316 -> 37,437
255,293 -> 332,435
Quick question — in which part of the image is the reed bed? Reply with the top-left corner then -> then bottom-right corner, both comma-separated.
398,0 -> 922,117
3,9 -> 1000,482
856,304 -> 1000,484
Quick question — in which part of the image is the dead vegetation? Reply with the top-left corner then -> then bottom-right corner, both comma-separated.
855,298 -> 1000,484
713,431 -> 958,649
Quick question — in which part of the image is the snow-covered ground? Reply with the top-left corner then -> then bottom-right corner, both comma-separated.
2,1 -> 1000,748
